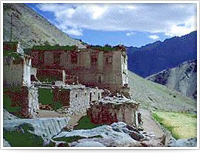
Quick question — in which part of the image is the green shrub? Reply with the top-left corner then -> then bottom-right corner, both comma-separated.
74,115 -> 101,130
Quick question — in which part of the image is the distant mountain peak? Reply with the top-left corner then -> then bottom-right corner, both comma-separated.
127,31 -> 197,77
147,60 -> 197,100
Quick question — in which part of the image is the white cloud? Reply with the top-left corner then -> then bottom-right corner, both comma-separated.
149,35 -> 159,40
65,29 -> 83,36
126,32 -> 135,36
37,3 -> 197,37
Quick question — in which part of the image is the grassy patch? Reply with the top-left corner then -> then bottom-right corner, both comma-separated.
3,123 -> 43,147
74,115 -> 101,130
152,111 -> 197,139
38,88 -> 53,105
3,94 -> 21,113
38,88 -> 63,111
3,87 -> 22,115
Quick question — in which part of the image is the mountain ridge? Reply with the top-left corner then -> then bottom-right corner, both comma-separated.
127,31 -> 197,77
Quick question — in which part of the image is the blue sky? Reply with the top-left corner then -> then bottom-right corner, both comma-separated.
26,3 -> 197,47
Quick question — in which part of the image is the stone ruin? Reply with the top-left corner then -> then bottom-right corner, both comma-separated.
3,41 -> 140,132
3,41 -> 135,119
88,95 -> 141,128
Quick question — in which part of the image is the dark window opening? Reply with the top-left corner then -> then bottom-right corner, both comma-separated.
53,53 -> 61,65
38,52 -> 44,65
105,56 -> 112,65
98,76 -> 102,83
91,54 -> 98,66
31,75 -> 37,81
71,52 -> 78,64
98,93 -> 100,100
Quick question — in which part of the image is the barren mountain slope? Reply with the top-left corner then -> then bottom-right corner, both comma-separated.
147,60 -> 197,100
3,3 -> 84,48
128,71 -> 196,113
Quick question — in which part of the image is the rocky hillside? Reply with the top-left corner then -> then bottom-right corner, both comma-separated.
128,71 -> 196,113
3,3 -> 84,48
127,31 -> 197,77
147,60 -> 197,100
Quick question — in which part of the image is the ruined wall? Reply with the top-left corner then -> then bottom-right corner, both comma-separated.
3,58 -> 23,87
28,86 -> 39,118
88,102 -> 139,127
121,52 -> 128,86
69,89 -> 90,114
69,88 -> 103,115
38,85 -> 103,115
20,86 -> 39,118
4,56 -> 32,88
23,57 -> 31,87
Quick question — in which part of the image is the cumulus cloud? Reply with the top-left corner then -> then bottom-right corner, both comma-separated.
37,3 -> 197,36
149,35 -> 159,40
126,32 -> 135,36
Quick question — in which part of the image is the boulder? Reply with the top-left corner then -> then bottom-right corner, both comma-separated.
3,117 -> 70,146
168,137 -> 197,147
3,109 -> 18,120
54,122 -> 142,147
3,138 -> 11,147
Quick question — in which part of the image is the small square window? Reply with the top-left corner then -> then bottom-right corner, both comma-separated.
53,53 -> 60,65
105,56 -> 112,65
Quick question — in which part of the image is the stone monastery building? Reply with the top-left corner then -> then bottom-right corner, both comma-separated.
31,45 -> 129,95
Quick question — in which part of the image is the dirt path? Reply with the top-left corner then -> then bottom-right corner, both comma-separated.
140,109 -> 164,139
36,110 -> 86,129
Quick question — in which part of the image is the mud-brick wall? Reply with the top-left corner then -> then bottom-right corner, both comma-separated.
88,102 -> 139,127
3,58 -> 23,87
